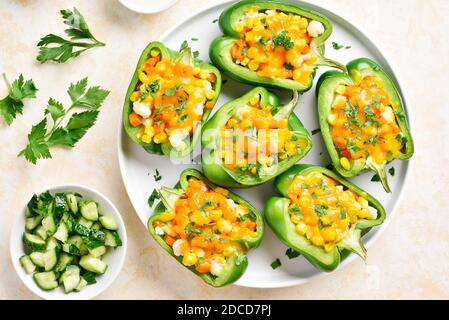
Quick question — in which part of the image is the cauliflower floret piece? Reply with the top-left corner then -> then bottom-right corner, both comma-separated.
172,239 -> 184,256
307,20 -> 325,37
210,257 -> 225,276
133,101 -> 151,118
382,106 -> 395,123
169,128 -> 190,151
194,102 -> 204,116
367,206 -> 378,219
155,226 -> 164,235
226,199 -> 236,211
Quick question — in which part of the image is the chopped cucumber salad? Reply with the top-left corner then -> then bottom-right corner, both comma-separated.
20,191 -> 122,293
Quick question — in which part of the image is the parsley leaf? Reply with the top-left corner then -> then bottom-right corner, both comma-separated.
140,79 -> 160,101
315,204 -> 328,217
37,8 -> 105,63
153,169 -> 162,181
164,84 -> 183,97
147,189 -> 160,208
272,31 -> 294,49
285,248 -> 301,259
332,42 -> 351,50
270,258 -> 282,269
371,174 -> 381,182
18,119 -> 51,164
0,74 -> 37,125
389,167 -> 395,176
18,78 -> 109,164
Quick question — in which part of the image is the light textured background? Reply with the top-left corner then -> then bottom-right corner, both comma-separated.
1,0 -> 448,299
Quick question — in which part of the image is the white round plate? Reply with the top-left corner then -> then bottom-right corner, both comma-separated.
10,185 -> 127,299
118,0 -> 413,288
118,0 -> 178,14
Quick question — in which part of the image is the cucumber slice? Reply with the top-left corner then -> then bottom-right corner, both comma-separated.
43,248 -> 59,271
60,265 -> 80,293
34,271 -> 58,291
61,212 -> 70,223
74,223 -> 90,237
66,193 -> 78,214
34,226 -> 49,241
55,253 -> 73,272
25,216 -> 43,231
20,255 -> 36,274
79,201 -> 98,221
53,222 -> 69,243
99,216 -> 118,230
30,251 -> 45,268
104,230 -> 122,247
67,235 -> 88,255
46,237 -> 61,251
75,278 -> 88,291
88,245 -> 106,258
91,222 -> 102,230
78,217 -> 93,228
54,193 -> 68,222
79,255 -> 107,274
23,232 -> 46,251
42,215 -> 57,236
62,243 -> 81,256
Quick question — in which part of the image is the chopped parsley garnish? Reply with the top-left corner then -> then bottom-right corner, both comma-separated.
242,46 -> 248,56
389,167 -> 395,176
285,248 -> 301,259
199,201 -> 217,212
364,134 -> 379,146
147,189 -> 160,207
371,174 -> 381,182
212,19 -> 218,24
270,258 -> 282,269
191,37 -> 199,41
164,84 -> 183,97
284,63 -> 294,70
271,31 -> 294,50
140,79 -> 160,100
340,207 -> 347,219
332,42 -> 351,50
259,37 -> 267,46
315,204 -> 328,217
153,169 -> 162,181
311,128 -> 321,135
346,138 -> 363,155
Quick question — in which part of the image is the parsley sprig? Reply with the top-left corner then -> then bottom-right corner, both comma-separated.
37,8 -> 105,63
18,78 -> 109,164
0,74 -> 37,125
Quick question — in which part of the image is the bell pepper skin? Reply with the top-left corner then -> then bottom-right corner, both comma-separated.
209,0 -> 345,92
316,58 -> 414,192
123,41 -> 222,157
147,169 -> 264,287
265,164 -> 386,272
201,87 -> 312,188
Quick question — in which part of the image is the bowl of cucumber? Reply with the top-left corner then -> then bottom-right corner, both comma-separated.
10,184 -> 127,300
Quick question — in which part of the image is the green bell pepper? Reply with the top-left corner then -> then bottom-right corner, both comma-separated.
265,164 -> 386,271
316,58 -> 414,192
123,41 -> 222,157
202,87 -> 312,188
209,0 -> 345,92
147,168 -> 264,287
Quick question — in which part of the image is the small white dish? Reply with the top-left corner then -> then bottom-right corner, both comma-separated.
118,0 -> 178,14
10,184 -> 127,300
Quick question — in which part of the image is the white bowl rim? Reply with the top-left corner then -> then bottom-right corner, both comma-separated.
118,0 -> 178,14
9,184 -> 128,300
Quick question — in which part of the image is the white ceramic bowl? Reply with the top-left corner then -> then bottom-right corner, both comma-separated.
118,0 -> 178,14
10,185 -> 127,300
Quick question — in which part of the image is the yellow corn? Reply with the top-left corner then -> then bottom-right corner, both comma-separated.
199,70 -> 210,80
358,197 -> 369,208
144,125 -> 155,136
235,22 -> 244,33
249,94 -> 260,106
251,167 -> 257,175
158,211 -> 175,222
321,227 -> 336,242
295,222 -> 307,235
139,72 -> 150,84
130,91 -> 140,102
153,132 -> 168,144
340,157 -> 351,170
351,69 -> 363,84
299,17 -> 308,29
311,235 -> 325,246
241,57 -> 250,66
217,218 -> 232,234
223,245 -> 236,257
206,89 -> 216,100
193,67 -> 201,75
248,60 -> 259,71
143,95 -> 153,106
320,215 -> 332,226
247,47 -> 258,59
141,134 -> 152,144
150,49 -> 160,57
293,69 -> 302,81
182,252 -> 198,266
209,209 -> 223,221
374,78 -> 383,88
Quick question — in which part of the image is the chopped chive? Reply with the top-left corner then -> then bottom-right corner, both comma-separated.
285,248 -> 301,259
371,174 -> 381,182
270,258 -> 282,269
153,169 -> 162,181
311,128 -> 321,135
389,167 -> 395,176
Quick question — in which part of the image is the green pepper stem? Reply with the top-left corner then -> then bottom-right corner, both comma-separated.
367,158 -> 391,193
273,91 -> 299,121
318,57 -> 347,72
338,226 -> 367,261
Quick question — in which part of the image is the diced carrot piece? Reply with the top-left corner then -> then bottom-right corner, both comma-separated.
164,235 -> 176,246
205,101 -> 214,109
129,112 -> 142,127
196,262 -> 211,274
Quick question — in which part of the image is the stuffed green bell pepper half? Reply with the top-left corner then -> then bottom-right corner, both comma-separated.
148,169 -> 263,287
265,165 -> 386,271
209,0 -> 345,91
202,87 -> 312,188
123,41 -> 222,157
316,58 -> 414,192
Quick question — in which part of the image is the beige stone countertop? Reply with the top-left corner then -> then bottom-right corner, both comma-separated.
1,0 -> 448,299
